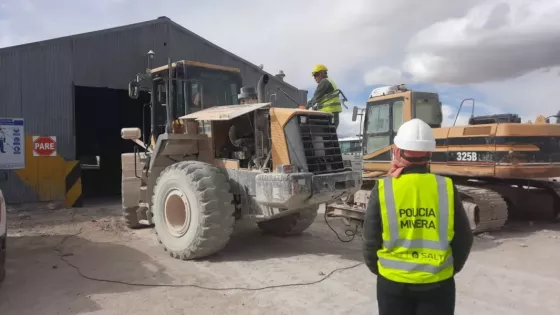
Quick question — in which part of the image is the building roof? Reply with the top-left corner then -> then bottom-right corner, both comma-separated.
0,16 -> 307,93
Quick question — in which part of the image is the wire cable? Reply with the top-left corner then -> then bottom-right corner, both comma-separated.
53,230 -> 363,291
323,208 -> 358,243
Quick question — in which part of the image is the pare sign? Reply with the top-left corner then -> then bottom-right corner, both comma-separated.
33,136 -> 57,157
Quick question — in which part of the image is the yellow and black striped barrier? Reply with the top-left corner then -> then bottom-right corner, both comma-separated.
65,160 -> 83,207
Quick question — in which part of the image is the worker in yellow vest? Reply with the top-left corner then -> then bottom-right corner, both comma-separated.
362,118 -> 473,315
306,64 -> 343,128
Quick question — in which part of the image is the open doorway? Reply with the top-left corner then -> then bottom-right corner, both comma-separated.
74,85 -> 150,201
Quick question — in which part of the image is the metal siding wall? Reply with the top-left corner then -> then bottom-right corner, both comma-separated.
0,41 -> 75,203
0,50 -> 26,203
72,22 -> 170,90
0,173 -> 38,204
0,22 -> 173,204
20,41 -> 74,159
0,51 -> 22,117
168,25 -> 305,108
45,42 -> 75,159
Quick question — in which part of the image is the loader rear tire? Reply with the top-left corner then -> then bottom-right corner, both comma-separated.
257,206 -> 319,236
121,178 -> 143,229
123,206 -> 143,229
152,161 -> 235,260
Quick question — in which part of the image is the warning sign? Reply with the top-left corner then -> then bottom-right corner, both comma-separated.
0,117 -> 25,169
33,136 -> 57,157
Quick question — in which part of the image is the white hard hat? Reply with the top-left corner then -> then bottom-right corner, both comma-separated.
393,118 -> 436,152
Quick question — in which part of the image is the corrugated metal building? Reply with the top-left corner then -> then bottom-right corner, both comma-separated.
0,17 -> 308,204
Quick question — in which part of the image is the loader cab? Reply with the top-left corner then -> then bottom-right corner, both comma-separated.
356,84 -> 442,157
129,60 -> 243,142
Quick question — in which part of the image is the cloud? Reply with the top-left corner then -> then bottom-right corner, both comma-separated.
1,0 -> 559,126
358,0 -> 560,129
402,0 -> 560,85
363,67 -> 405,86
472,66 -> 560,119
0,0 -> 483,92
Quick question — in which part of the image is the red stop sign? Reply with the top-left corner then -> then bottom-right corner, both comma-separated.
33,136 -> 57,157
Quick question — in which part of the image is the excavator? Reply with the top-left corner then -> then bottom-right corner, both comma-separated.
327,84 -> 560,234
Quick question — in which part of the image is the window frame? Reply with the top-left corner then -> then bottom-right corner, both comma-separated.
392,100 -> 405,132
411,92 -> 442,128
363,97 -> 404,154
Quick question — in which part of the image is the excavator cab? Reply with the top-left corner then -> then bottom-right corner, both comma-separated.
355,84 -> 442,163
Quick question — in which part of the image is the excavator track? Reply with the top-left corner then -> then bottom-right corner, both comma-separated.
552,186 -> 560,221
456,185 -> 509,234
544,179 -> 560,221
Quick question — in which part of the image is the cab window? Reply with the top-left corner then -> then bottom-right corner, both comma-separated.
393,100 -> 404,132
365,103 -> 390,154
187,82 -> 202,114
414,97 -> 442,128
364,97 -> 405,155
203,79 -> 238,107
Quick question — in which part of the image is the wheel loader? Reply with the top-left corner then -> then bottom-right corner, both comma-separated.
326,84 -> 560,234
120,58 -> 362,260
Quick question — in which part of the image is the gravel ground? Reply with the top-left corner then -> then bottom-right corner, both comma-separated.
0,200 -> 559,315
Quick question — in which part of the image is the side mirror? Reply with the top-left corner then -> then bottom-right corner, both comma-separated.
352,106 -> 358,122
128,80 -> 139,99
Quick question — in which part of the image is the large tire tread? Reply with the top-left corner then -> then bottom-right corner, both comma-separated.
153,161 -> 235,260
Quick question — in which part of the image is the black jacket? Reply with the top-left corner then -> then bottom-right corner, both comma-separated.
362,165 -> 473,279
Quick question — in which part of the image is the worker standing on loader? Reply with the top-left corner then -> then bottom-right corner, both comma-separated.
306,64 -> 342,128
362,118 -> 473,315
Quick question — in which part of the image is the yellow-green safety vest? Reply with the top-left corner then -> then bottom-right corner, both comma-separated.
317,78 -> 342,113
377,173 -> 455,284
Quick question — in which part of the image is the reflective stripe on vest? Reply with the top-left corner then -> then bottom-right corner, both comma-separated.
377,173 -> 455,284
318,78 -> 342,113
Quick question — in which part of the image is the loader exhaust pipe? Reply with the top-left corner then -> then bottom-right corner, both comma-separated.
257,74 -> 269,103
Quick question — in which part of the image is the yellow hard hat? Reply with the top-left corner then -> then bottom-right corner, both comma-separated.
312,64 -> 328,75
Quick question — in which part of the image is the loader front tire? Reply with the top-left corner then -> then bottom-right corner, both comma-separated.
257,206 -> 319,236
152,161 -> 235,260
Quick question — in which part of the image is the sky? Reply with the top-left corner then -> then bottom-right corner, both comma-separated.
1,0 -> 560,137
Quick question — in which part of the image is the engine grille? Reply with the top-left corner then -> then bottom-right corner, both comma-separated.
297,113 -> 345,174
